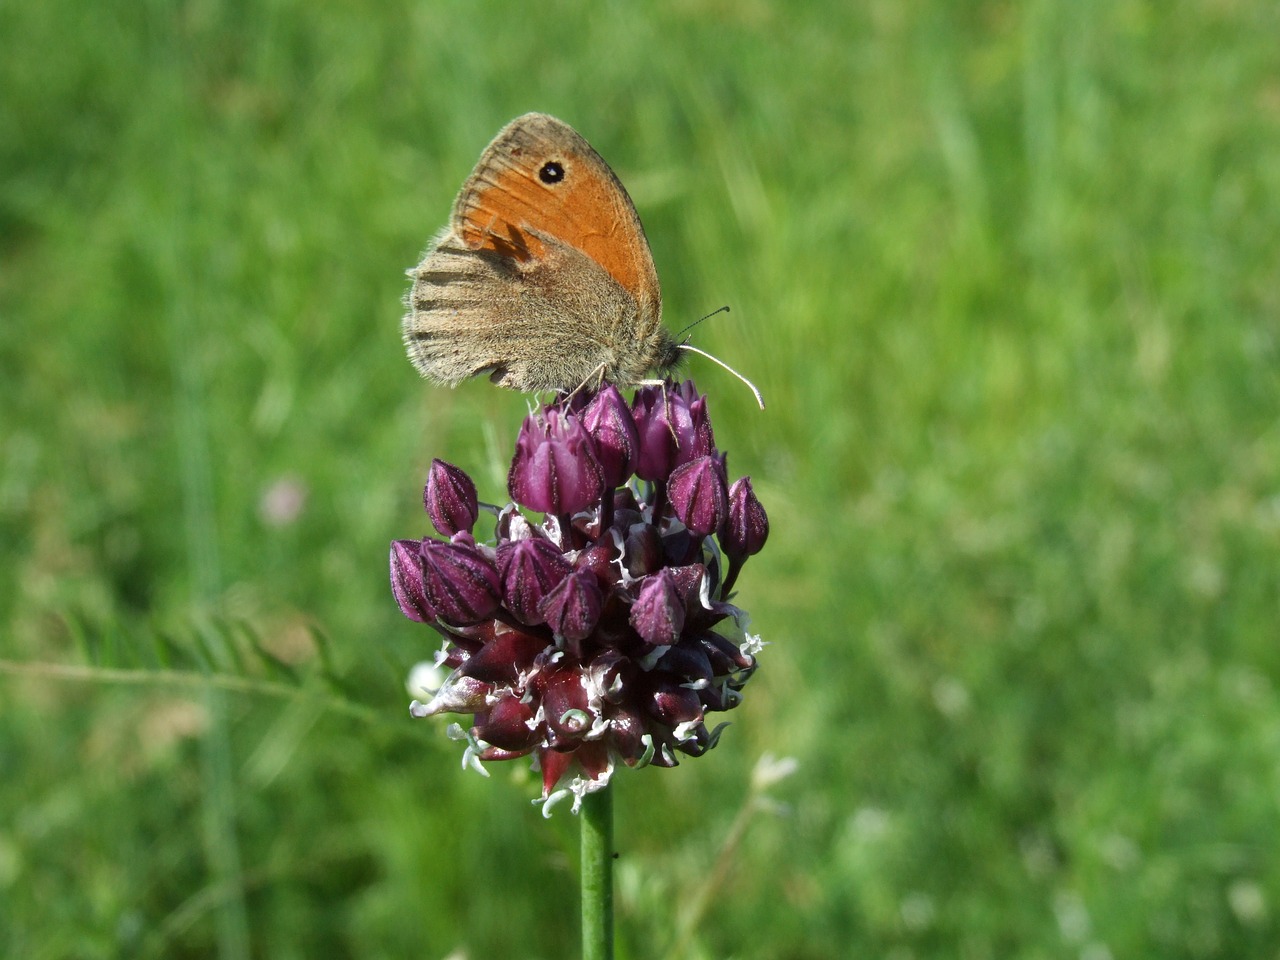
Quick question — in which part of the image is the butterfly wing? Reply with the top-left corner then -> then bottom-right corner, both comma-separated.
453,113 -> 661,319
404,230 -> 649,390
403,114 -> 670,392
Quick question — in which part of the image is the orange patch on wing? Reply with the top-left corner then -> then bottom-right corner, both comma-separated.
458,160 -> 650,299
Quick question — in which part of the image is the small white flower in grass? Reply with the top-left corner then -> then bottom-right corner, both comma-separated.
750,753 -> 799,791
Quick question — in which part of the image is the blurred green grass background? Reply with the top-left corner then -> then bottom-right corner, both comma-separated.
4,1 -> 1280,957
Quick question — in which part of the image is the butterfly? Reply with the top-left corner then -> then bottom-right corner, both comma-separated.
403,113 -> 678,393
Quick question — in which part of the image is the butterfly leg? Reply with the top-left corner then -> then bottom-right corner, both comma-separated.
563,362 -> 611,405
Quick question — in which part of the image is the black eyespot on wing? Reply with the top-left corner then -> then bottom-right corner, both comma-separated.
539,160 -> 565,184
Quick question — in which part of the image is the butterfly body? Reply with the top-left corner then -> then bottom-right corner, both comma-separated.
404,113 -> 679,392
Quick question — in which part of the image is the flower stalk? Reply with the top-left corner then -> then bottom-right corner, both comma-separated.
580,783 -> 614,960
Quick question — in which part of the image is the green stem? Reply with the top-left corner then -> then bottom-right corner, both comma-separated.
580,784 -> 614,960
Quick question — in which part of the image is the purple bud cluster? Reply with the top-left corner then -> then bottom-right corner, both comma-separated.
391,381 -> 768,813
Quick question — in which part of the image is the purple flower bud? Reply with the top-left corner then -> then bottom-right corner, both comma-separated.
630,569 -> 686,647
424,459 -> 479,536
584,650 -> 630,704
497,538 -> 572,625
697,631 -> 757,673
539,569 -> 604,642
419,539 -> 501,624
622,522 -> 662,579
644,679 -> 704,727
390,539 -> 434,622
655,641 -> 714,684
581,384 -> 640,487
664,563 -> 707,606
607,705 -> 647,761
572,542 -> 615,586
631,385 -> 678,481
473,693 -> 540,751
632,382 -> 717,481
508,409 -> 605,515
542,668 -> 595,743
574,741 -> 612,783
457,628 -> 550,683
722,476 -> 768,560
671,380 -> 716,468
668,455 -> 729,537
539,747 -> 574,797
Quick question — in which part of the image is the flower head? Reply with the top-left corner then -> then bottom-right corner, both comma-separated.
393,381 -> 766,814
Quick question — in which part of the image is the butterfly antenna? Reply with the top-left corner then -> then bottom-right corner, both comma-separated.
676,343 -> 765,410
675,305 -> 730,342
